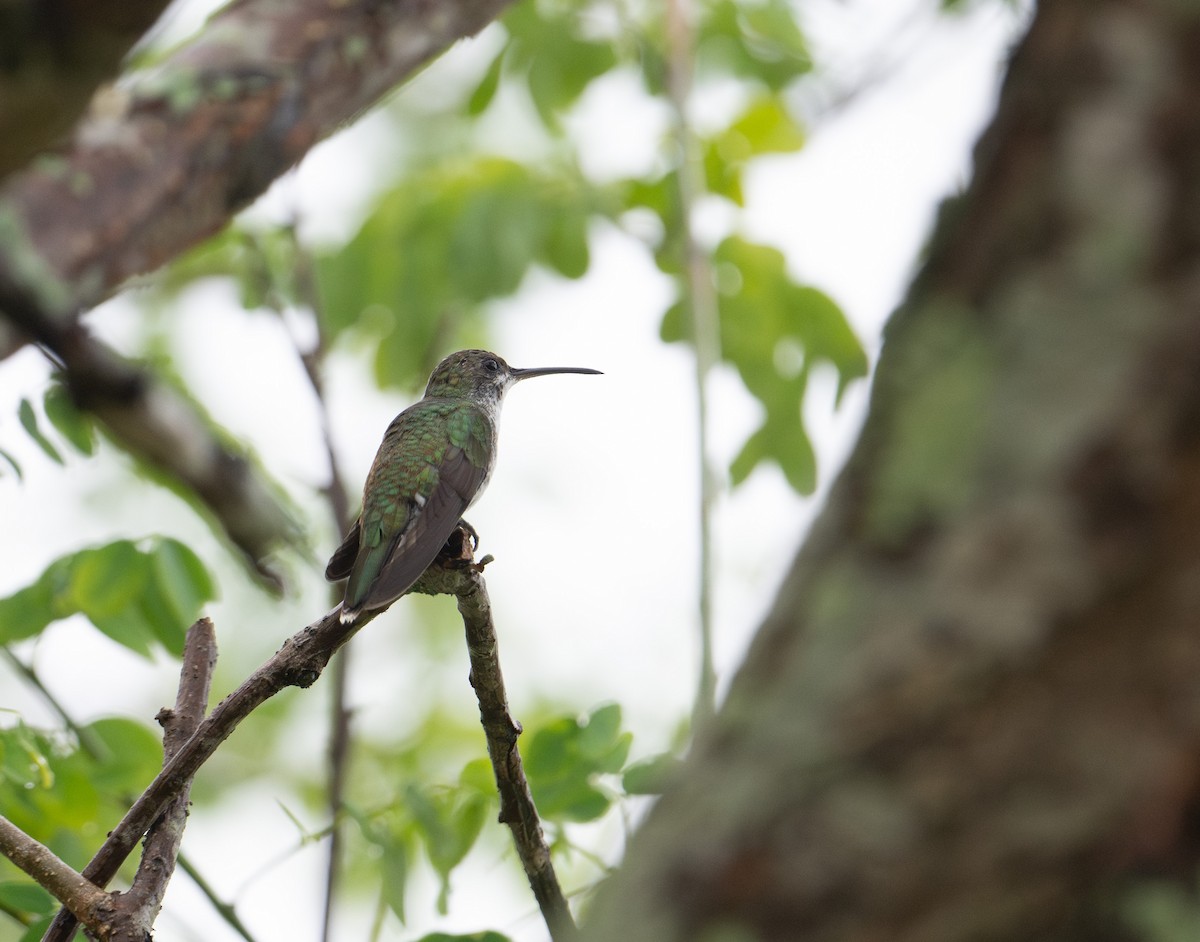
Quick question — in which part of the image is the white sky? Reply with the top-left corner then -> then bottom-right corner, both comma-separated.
0,2 -> 1025,940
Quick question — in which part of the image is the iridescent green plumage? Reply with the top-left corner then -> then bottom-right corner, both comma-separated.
326,349 -> 600,622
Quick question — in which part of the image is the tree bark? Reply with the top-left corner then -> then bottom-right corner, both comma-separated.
584,1 -> 1200,940
0,0 -> 172,179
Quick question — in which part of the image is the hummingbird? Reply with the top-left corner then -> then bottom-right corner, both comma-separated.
326,349 -> 601,623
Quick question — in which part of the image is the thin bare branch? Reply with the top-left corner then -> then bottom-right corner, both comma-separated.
35,525 -> 576,942
0,817 -> 107,936
280,218 -> 356,942
110,619 -> 218,942
41,604 -> 360,941
454,569 -> 577,942
5,633 -> 249,941
175,854 -> 259,942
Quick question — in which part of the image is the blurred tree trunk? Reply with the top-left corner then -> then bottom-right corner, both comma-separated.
584,1 -> 1200,940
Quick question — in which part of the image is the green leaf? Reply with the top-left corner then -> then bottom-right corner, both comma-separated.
43,385 -> 95,456
702,139 -> 744,205
0,581 -> 54,644
701,96 -> 805,207
0,539 -> 215,657
416,933 -> 513,942
0,724 -> 54,790
87,605 -> 159,659
149,537 -> 216,631
661,235 -> 867,493
621,752 -> 684,796
725,95 -> 805,156
544,202 -> 591,279
68,541 -> 144,619
316,157 -> 593,386
698,0 -> 812,91
17,398 -> 62,465
380,839 -> 410,924
84,718 -> 163,793
467,47 -> 506,116
577,703 -> 632,773
503,3 -> 617,129
0,881 -> 55,916
525,705 -> 632,823
405,782 -> 489,911
459,757 -> 495,794
345,799 -> 417,923
0,446 -> 21,479
0,717 -> 162,846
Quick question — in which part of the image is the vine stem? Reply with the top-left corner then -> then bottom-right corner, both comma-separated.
666,0 -> 721,727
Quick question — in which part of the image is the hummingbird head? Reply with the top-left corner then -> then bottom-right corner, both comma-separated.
424,349 -> 601,405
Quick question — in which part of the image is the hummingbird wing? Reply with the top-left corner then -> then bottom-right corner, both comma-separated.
334,401 -> 493,618
325,515 -> 360,582
349,447 -> 484,612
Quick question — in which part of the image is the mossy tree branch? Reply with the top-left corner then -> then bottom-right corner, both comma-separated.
0,0 -> 173,179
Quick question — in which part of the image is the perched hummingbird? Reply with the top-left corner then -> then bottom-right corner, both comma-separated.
326,349 -> 601,623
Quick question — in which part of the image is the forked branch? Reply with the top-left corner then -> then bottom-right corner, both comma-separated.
40,534 -> 574,941
0,619 -> 217,940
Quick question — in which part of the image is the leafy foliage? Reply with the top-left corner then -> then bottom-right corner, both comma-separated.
425,0 -> 862,490
662,236 -> 868,492
525,703 -> 631,823
328,705 -> 646,931
316,157 -> 595,389
16,399 -> 61,466
693,0 -> 813,90
499,1 -> 618,128
621,750 -> 684,795
0,718 -> 163,866
0,717 -> 166,938
5,384 -> 96,480
0,537 -> 215,657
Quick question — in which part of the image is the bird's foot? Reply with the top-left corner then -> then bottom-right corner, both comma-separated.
456,518 -> 479,551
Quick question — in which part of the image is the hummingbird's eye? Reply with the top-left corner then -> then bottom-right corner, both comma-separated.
483,358 -> 500,372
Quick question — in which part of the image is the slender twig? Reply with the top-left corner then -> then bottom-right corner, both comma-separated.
110,618 -> 218,942
665,0 -> 720,726
322,646 -> 353,942
0,817 -> 107,934
283,217 -> 356,942
1,647 -> 108,761
176,853 -> 259,942
453,570 -> 577,942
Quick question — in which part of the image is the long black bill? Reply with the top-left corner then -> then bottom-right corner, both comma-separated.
511,365 -> 603,379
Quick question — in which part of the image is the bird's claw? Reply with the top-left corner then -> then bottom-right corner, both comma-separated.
457,518 -> 480,551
